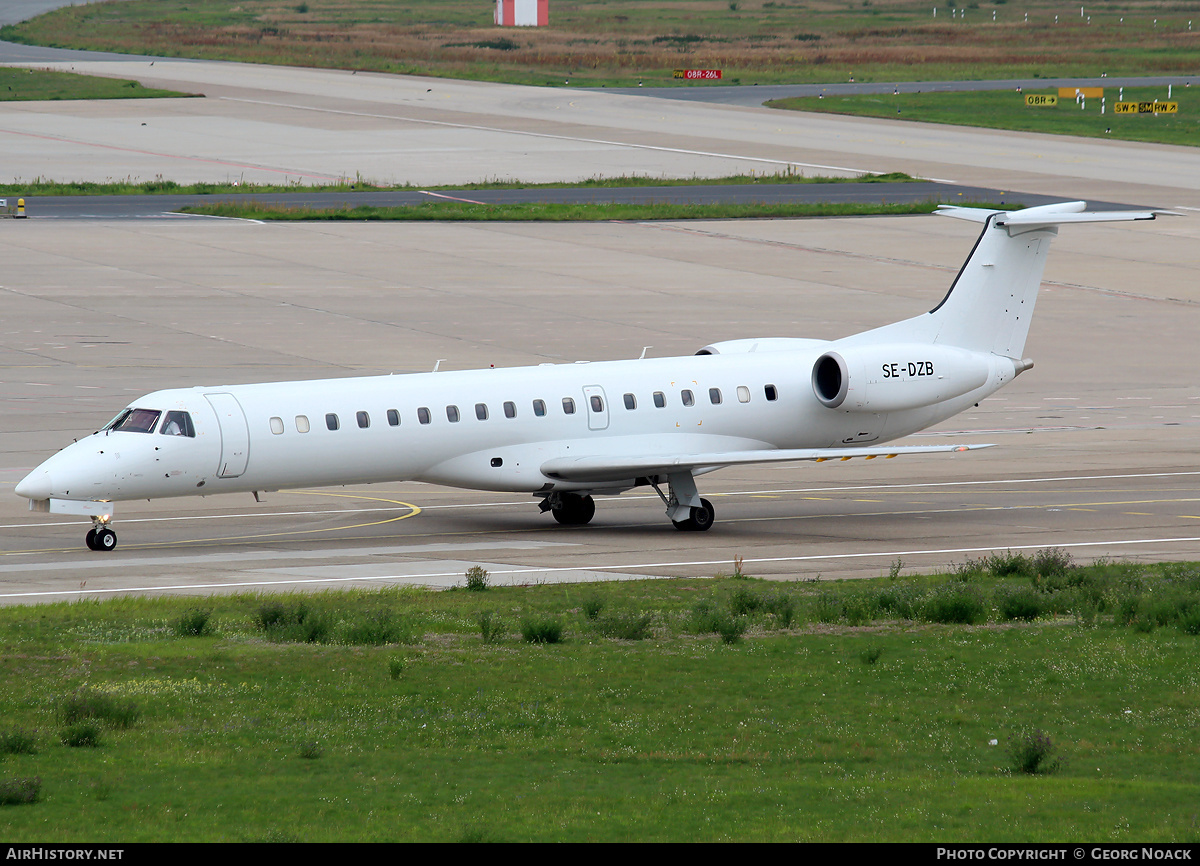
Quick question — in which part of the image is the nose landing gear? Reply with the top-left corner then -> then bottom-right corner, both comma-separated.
85,519 -> 117,551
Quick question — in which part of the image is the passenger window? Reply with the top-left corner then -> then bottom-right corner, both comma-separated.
475,403 -> 489,421
162,411 -> 196,437
326,413 -> 340,431
737,386 -> 751,404
447,405 -> 460,422
356,411 -> 370,429
109,408 -> 161,434
295,415 -> 310,433
533,399 -> 546,417
387,409 -> 400,427
590,395 -> 604,413
269,417 -> 284,435
562,397 -> 576,415
681,390 -> 695,407
418,407 -> 431,425
623,393 -> 636,410
765,384 -> 779,401
504,401 -> 516,419
653,392 -> 665,409
709,388 -> 722,405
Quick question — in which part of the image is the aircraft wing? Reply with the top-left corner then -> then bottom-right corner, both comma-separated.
539,443 -> 993,483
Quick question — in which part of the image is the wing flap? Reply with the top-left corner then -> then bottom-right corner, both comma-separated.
539,443 -> 993,483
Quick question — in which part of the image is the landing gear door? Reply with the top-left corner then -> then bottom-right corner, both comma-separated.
204,392 -> 251,478
582,385 -> 609,431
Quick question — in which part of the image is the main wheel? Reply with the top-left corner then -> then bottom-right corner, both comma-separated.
551,493 -> 596,526
671,498 -> 715,532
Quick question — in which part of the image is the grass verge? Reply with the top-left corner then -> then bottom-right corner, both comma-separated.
0,171 -> 918,197
768,86 -> 1200,148
0,67 -> 190,102
0,554 -> 1197,840
179,200 -> 989,222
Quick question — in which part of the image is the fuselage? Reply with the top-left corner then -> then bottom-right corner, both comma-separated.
13,341 -> 1009,505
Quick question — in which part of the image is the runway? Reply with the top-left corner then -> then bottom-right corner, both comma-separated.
0,12 -> 1198,600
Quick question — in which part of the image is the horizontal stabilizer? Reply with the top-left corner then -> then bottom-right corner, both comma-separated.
936,200 -> 1168,230
540,443 -> 993,483
934,205 -> 1001,223
997,209 -> 1163,228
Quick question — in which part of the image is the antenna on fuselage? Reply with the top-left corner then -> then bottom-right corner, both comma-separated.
432,359 -> 446,372
639,347 -> 652,360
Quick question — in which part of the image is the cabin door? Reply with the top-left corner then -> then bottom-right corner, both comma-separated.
582,385 -> 609,431
204,392 -> 251,478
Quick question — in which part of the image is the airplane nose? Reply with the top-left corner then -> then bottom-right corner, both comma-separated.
14,469 -> 52,500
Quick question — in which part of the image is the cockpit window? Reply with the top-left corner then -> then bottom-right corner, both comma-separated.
160,411 -> 195,437
106,408 -> 161,434
104,409 -> 131,430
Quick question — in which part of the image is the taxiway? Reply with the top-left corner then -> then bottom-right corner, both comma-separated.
0,30 -> 1197,599
1,214 -> 1197,598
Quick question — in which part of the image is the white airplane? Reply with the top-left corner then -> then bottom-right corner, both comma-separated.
15,201 -> 1160,551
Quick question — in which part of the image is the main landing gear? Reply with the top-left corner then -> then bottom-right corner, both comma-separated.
653,471 -> 716,532
539,492 -> 596,526
85,519 -> 117,551
538,471 -> 717,532
671,498 -> 715,532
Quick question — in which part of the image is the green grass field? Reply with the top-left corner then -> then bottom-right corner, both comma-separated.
769,85 -> 1200,147
1,551 -> 1198,841
0,66 -> 188,101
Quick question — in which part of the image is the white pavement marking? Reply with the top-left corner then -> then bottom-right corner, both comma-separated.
0,541 -> 575,573
2,535 -> 1199,600
420,190 -> 486,205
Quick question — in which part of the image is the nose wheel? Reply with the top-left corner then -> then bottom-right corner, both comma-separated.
85,525 -> 117,552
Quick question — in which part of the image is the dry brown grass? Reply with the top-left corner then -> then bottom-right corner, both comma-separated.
7,0 -> 1200,85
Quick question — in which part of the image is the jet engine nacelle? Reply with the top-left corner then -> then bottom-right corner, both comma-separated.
812,343 -> 996,412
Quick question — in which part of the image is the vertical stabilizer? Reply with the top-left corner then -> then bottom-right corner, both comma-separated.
898,202 -> 1160,358
927,211 -> 1058,356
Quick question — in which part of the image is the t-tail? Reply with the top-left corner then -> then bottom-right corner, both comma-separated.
854,201 -> 1163,355
812,201 -> 1165,415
